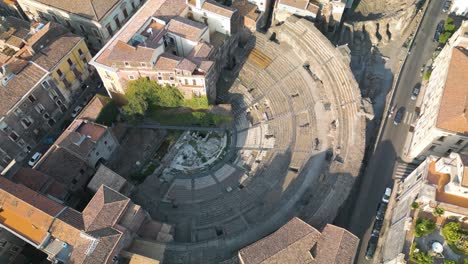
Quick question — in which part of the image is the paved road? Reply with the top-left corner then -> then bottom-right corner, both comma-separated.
334,0 -> 446,263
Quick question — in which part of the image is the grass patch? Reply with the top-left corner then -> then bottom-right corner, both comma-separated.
423,70 -> 432,81
130,162 -> 157,183
150,110 -> 231,127
182,96 -> 210,109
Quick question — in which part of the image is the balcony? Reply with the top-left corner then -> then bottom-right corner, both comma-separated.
70,63 -> 76,70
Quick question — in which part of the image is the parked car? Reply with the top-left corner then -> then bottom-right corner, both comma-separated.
365,235 -> 379,260
376,202 -> 388,220
28,152 -> 42,167
442,0 -> 451,12
411,83 -> 421,100
434,20 -> 445,42
80,93 -> 93,107
71,105 -> 83,117
382,187 -> 392,203
393,108 -> 405,125
372,219 -> 384,236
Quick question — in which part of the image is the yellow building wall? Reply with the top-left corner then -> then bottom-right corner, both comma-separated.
50,39 -> 92,98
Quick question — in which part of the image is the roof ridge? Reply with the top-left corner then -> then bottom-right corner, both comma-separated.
89,0 -> 99,22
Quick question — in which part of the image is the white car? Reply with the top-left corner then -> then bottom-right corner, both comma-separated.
28,152 -> 42,167
71,105 -> 83,118
382,187 -> 392,203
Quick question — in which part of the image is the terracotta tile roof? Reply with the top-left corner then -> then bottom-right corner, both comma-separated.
238,217 -> 358,264
88,164 -> 127,193
77,95 -> 111,122
279,0 -> 309,9
188,41 -> 213,59
27,22 -> 68,52
167,16 -> 207,42
154,53 -> 182,71
0,177 -> 64,245
152,0 -> 187,22
13,167 -> 49,191
35,145 -> 91,186
32,32 -> 83,71
56,207 -> 85,230
232,0 -> 261,21
82,185 -> 130,232
32,0 -> 121,22
74,120 -> 107,141
107,41 -> 155,63
83,228 -> 123,264
201,0 -> 236,18
435,47 -> 468,135
0,62 -> 47,116
315,225 -> 359,263
176,58 -> 197,72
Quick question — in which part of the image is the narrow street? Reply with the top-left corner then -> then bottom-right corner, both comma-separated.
334,0 -> 447,262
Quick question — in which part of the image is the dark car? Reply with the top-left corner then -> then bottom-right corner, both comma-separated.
411,83 -> 421,100
372,219 -> 384,236
394,107 -> 405,125
376,202 -> 388,221
442,0 -> 451,12
365,235 -> 379,260
434,20 -> 445,42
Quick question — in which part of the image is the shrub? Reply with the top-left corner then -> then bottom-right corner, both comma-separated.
410,243 -> 434,264
412,202 -> 420,209
443,260 -> 456,264
446,17 -> 454,24
433,207 -> 444,217
423,70 -> 432,81
414,218 -> 436,237
439,32 -> 452,44
442,222 -> 462,242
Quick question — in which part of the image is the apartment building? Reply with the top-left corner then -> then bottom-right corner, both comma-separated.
91,0 -> 239,103
16,0 -> 145,53
382,152 -> 468,262
34,119 -> 119,193
408,21 -> 468,159
0,177 -> 173,263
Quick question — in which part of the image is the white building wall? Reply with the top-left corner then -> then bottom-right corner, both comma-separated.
89,129 -> 118,167
451,0 -> 468,17
247,0 -> 268,12
275,3 -> 317,22
408,23 -> 468,159
189,7 -> 232,35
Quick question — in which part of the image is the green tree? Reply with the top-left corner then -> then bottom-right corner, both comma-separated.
444,23 -> 456,33
446,17 -> 454,25
433,207 -> 445,217
410,243 -> 434,264
443,260 -> 456,264
442,222 -> 462,243
412,202 -> 420,209
439,32 -> 452,44
415,218 -> 436,237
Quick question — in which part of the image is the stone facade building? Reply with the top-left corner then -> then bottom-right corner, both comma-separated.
0,177 -> 173,264
0,18 -> 93,171
238,217 -> 359,264
91,0 -> 239,103
16,0 -> 146,53
408,21 -> 468,159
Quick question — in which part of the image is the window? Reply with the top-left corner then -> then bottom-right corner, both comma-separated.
56,69 -> 64,79
140,62 -> 146,67
192,79 -> 196,85
170,77 -> 174,80
79,24 -> 86,32
65,20 -> 72,29
18,139 -> 25,147
67,58 -> 73,66
131,1 -> 136,9
92,29 -> 100,37
104,141 -> 107,145
455,139 -> 464,145
14,108 -> 23,116
21,117 -> 33,128
114,15 -> 121,28
34,104 -> 45,114
157,76 -> 162,80
52,15 -> 58,22
28,94 -> 36,103
145,76 -> 150,81
3,155 -> 11,164
438,136 -> 445,142
123,8 -> 129,18
48,119 -> 56,126
43,113 -> 50,119
446,149 -> 453,155
41,80 -> 50,90
128,75 -> 135,80
9,131 -> 19,141
78,49 -> 84,56
106,24 -> 113,36
429,145 -> 436,151
96,152 -> 99,156
124,62 -> 130,67
184,79 -> 188,85
49,89 -> 58,100
0,121 -> 8,132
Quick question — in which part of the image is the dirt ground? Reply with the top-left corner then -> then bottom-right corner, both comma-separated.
107,127 -> 167,179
